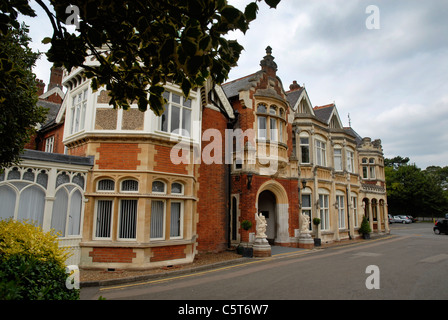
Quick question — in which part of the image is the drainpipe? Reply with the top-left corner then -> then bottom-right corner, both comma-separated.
346,186 -> 352,240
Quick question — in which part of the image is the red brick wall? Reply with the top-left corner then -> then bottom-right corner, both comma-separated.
89,247 -> 136,263
150,245 -> 187,262
153,145 -> 188,174
196,107 -> 229,253
38,123 -> 65,154
234,174 -> 299,242
95,143 -> 141,170
68,143 -> 88,157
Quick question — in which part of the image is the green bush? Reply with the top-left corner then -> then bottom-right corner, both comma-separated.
0,219 -> 79,300
359,216 -> 372,235
0,254 -> 79,300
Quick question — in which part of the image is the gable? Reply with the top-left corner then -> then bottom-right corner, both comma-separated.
286,87 -> 314,116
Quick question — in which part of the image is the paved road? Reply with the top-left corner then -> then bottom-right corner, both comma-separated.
81,222 -> 448,302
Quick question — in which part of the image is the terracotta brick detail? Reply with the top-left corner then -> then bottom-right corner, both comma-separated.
150,245 -> 186,262
96,143 -> 141,170
89,247 -> 136,263
153,145 -> 188,174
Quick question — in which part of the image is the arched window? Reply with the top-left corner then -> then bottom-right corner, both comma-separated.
171,182 -> 183,194
17,185 -> 45,226
152,180 -> 166,193
97,179 -> 115,192
52,187 -> 83,237
121,179 -> 139,192
0,185 -> 16,220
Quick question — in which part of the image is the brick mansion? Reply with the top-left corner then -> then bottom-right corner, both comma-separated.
0,47 -> 389,269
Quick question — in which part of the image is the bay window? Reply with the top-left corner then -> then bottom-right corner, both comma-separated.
160,91 -> 192,137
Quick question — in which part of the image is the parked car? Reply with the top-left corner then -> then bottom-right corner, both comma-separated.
393,215 -> 411,224
434,219 -> 448,234
388,214 -> 394,224
406,216 -> 417,223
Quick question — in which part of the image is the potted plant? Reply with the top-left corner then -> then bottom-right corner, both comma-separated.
312,218 -> 321,246
359,216 -> 372,239
240,220 -> 253,257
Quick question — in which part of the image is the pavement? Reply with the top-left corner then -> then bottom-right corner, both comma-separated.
79,233 -> 390,290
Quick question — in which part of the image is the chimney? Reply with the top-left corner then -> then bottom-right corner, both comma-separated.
289,80 -> 301,91
48,66 -> 63,91
36,79 -> 45,97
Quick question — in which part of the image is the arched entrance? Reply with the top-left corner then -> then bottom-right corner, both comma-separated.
256,180 -> 289,245
258,190 -> 276,244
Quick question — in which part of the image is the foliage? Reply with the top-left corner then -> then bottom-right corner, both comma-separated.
384,157 -> 448,218
2,0 -> 281,115
312,217 -> 321,226
0,219 -> 71,265
0,253 -> 79,300
0,23 -> 47,169
358,216 -> 371,235
241,219 -> 252,231
0,219 -> 78,300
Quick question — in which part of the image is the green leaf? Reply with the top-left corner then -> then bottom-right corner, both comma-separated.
41,37 -> 52,44
244,2 -> 259,22
264,0 -> 281,8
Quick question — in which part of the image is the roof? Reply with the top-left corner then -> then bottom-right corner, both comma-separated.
222,72 -> 258,98
21,149 -> 94,167
313,103 -> 335,123
37,100 -> 62,130
285,87 -> 305,108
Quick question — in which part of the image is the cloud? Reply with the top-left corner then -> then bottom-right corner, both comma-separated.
25,0 -> 448,169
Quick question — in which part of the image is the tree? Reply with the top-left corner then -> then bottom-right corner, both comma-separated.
0,22 -> 47,169
385,157 -> 448,218
2,0 -> 281,115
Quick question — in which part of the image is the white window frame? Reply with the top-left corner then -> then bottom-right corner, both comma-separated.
159,90 -> 192,137
97,179 -> 115,192
336,194 -> 346,229
347,150 -> 355,173
315,139 -> 327,166
45,136 -> 54,153
120,179 -> 139,193
299,134 -> 310,164
70,87 -> 88,135
352,195 -> 358,227
93,199 -> 114,240
169,200 -> 184,239
150,199 -> 166,240
334,147 -> 342,171
319,194 -> 330,230
118,198 -> 138,240
171,182 -> 184,195
152,180 -> 166,194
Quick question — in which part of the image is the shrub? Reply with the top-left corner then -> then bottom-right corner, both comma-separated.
359,216 -> 372,235
0,219 -> 79,300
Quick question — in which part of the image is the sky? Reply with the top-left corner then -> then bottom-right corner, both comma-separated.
20,0 -> 448,169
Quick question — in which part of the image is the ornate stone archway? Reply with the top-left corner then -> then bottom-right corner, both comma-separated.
256,180 -> 289,244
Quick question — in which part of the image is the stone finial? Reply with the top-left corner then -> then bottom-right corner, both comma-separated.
260,46 -> 277,75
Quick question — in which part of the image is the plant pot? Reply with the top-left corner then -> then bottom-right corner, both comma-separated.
242,247 -> 253,258
314,238 -> 321,247
362,233 -> 370,239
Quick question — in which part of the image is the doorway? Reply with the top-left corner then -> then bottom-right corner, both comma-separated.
258,190 -> 276,244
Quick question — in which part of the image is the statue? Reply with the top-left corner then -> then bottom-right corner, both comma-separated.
300,213 -> 310,233
255,212 -> 267,239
